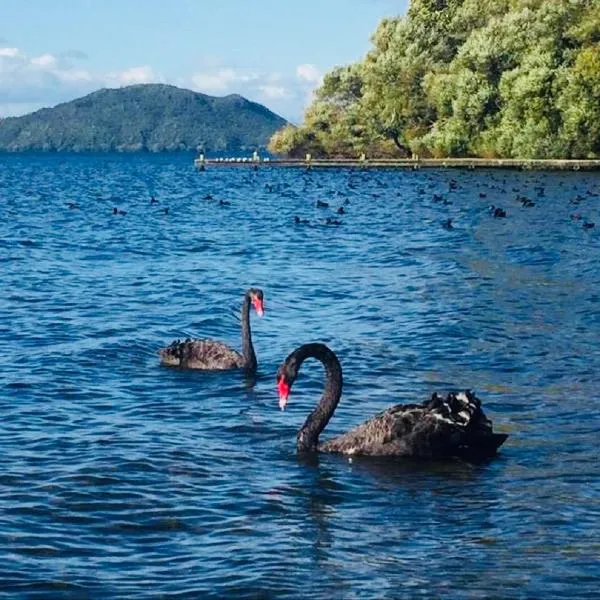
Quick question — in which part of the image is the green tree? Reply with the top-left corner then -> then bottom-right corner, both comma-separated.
269,0 -> 600,159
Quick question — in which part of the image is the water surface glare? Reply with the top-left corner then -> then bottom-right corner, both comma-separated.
1,153 -> 599,599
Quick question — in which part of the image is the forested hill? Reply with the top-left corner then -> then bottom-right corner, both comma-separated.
0,84 -> 287,152
269,0 -> 600,160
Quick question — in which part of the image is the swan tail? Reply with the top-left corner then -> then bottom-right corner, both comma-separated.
428,390 -> 508,458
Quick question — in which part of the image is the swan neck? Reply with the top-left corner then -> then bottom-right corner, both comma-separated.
295,344 -> 343,452
240,292 -> 256,371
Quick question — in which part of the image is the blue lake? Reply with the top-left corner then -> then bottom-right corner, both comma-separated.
1,153 -> 599,598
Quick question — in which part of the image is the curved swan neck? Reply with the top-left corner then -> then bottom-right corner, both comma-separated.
240,291 -> 256,371
293,343 -> 343,452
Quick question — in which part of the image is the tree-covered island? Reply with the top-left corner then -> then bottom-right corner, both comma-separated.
269,0 -> 600,160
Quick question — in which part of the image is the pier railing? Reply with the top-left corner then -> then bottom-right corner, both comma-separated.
194,155 -> 600,171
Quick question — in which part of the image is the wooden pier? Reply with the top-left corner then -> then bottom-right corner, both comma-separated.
194,156 -> 600,171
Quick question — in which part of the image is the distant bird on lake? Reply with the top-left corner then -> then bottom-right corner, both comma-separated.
294,216 -> 309,224
520,198 -> 535,207
164,207 -> 169,215
113,207 -> 126,215
583,221 -> 595,230
442,218 -> 454,230
150,196 -> 158,204
219,199 -> 231,206
316,200 -> 329,208
336,206 -> 345,215
326,217 -> 342,226
66,202 -> 80,210
490,206 -> 506,218
203,194 -> 214,200
570,213 -> 583,221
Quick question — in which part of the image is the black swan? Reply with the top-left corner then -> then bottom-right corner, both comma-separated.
159,288 -> 264,372
276,343 -> 508,460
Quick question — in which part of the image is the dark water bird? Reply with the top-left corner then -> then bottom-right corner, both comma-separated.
159,288 -> 264,372
316,200 -> 329,208
294,216 -> 309,224
150,196 -> 158,204
442,218 -> 454,230
344,198 -> 351,205
583,221 -> 595,230
276,343 -> 508,459
479,192 -> 487,198
112,207 -> 126,215
336,206 -> 345,215
219,199 -> 231,206
432,194 -> 444,203
449,179 -> 457,190
490,206 -> 506,218
164,207 -> 169,215
325,217 -> 342,226
520,198 -> 535,207
66,202 -> 80,210
203,194 -> 214,200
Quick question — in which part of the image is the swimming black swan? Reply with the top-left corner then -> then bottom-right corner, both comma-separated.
276,343 -> 508,460
159,288 -> 264,372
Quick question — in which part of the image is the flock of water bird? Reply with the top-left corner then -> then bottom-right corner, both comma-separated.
65,167 -> 597,234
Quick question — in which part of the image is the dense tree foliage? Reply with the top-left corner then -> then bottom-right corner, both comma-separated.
0,84 -> 286,152
269,0 -> 600,159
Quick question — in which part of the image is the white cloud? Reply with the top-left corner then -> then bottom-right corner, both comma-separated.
0,47 -> 20,58
259,85 -> 290,99
31,54 -> 57,68
55,68 -> 93,83
115,66 -> 157,85
0,45 -> 161,114
191,68 -> 258,93
296,63 -> 322,85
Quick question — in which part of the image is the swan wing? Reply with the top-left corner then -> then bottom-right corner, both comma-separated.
159,339 -> 244,370
322,391 -> 506,459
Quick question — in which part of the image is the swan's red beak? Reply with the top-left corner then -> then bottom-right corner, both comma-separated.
277,377 -> 290,410
252,297 -> 264,317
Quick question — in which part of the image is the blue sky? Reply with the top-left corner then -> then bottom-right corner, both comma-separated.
0,0 -> 408,122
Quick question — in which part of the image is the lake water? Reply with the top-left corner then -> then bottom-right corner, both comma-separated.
1,153 -> 599,599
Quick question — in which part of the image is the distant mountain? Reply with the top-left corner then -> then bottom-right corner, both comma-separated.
0,84 -> 287,152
